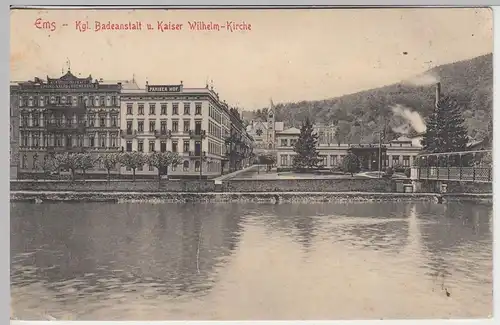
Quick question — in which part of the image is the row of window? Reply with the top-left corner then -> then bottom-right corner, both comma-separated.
279,154 -> 413,167
124,139 -> 202,153
208,120 -> 222,139
21,113 -> 119,128
208,140 -> 223,156
126,102 -> 203,116
19,95 -> 118,107
126,120 -> 202,133
208,104 -> 222,124
20,132 -> 119,148
280,139 -> 298,147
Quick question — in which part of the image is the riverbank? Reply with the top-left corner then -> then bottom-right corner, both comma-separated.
10,190 -> 493,204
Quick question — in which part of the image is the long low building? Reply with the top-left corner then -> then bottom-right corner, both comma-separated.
275,126 -> 422,170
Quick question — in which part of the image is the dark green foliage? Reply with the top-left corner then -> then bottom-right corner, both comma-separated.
243,54 -> 492,144
257,153 -> 276,172
421,96 -> 469,155
342,152 -> 360,176
292,118 -> 320,170
404,168 -> 411,178
385,167 -> 394,177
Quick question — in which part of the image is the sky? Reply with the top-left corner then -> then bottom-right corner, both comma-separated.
10,8 -> 493,111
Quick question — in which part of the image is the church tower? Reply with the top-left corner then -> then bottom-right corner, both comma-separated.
267,98 -> 276,149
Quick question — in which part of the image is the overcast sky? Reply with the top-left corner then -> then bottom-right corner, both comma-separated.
10,8 -> 492,110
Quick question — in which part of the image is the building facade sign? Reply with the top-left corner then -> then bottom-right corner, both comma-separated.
147,85 -> 182,93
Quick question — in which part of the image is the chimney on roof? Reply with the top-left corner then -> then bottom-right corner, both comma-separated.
435,82 -> 441,108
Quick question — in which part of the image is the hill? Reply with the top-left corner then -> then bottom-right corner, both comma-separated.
244,53 -> 492,144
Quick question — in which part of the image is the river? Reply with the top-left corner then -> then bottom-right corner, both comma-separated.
10,201 -> 493,320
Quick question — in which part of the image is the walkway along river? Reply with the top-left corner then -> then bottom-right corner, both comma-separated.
10,201 -> 492,320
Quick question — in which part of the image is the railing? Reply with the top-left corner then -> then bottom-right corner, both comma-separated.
154,129 -> 172,138
415,150 -> 492,183
189,130 -> 206,139
189,151 -> 206,158
120,129 -> 137,138
46,123 -> 86,132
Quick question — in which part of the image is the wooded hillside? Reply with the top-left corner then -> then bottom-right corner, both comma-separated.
244,53 -> 492,144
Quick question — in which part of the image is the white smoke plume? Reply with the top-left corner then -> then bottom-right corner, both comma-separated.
402,72 -> 440,87
391,104 -> 427,134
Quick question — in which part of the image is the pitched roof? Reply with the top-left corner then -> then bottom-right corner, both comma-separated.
278,127 -> 301,135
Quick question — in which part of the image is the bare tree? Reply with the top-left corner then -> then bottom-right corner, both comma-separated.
119,151 -> 146,182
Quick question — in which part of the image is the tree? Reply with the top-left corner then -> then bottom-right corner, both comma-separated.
147,151 -> 182,186
77,153 -> 96,180
225,133 -> 242,172
119,151 -> 146,181
292,118 -> 320,171
421,96 -> 469,158
99,153 -> 122,182
258,153 -> 276,172
342,151 -> 360,176
37,155 -> 57,179
53,152 -> 80,181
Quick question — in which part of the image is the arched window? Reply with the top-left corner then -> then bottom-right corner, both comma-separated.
183,160 -> 189,172
195,161 -> 201,172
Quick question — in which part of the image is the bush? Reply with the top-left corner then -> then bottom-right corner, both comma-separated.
342,153 -> 360,176
404,168 -> 411,178
385,167 -> 394,177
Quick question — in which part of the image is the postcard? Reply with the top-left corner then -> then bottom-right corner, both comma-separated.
10,7 -> 493,321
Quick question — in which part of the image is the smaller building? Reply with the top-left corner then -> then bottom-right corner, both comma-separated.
245,100 -> 284,153
275,127 -> 422,171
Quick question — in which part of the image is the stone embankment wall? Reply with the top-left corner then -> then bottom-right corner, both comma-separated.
11,178 -> 395,193
9,191 -> 492,205
222,178 -> 395,192
10,178 -> 492,195
11,179 -> 216,192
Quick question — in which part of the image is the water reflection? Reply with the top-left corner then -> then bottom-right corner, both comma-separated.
11,203 -> 244,301
11,201 -> 492,320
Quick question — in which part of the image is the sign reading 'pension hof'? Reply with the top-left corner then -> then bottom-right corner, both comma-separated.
147,85 -> 182,92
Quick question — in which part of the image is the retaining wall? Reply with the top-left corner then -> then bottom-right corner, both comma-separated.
10,179 -> 216,192
222,178 -> 395,193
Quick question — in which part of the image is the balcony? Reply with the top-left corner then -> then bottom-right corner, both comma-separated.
189,151 -> 206,158
189,129 -> 206,139
47,146 -> 72,153
120,129 -> 137,139
154,129 -> 172,139
46,123 -> 86,133
45,102 -> 86,112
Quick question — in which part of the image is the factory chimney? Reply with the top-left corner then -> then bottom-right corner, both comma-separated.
435,82 -> 441,108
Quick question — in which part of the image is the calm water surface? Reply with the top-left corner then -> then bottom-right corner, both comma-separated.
10,201 -> 493,320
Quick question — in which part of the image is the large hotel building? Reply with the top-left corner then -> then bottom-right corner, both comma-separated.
10,71 -> 253,179
120,80 -> 253,178
11,70 -> 122,178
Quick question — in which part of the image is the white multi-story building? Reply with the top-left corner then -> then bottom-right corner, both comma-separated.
119,81 -> 250,179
